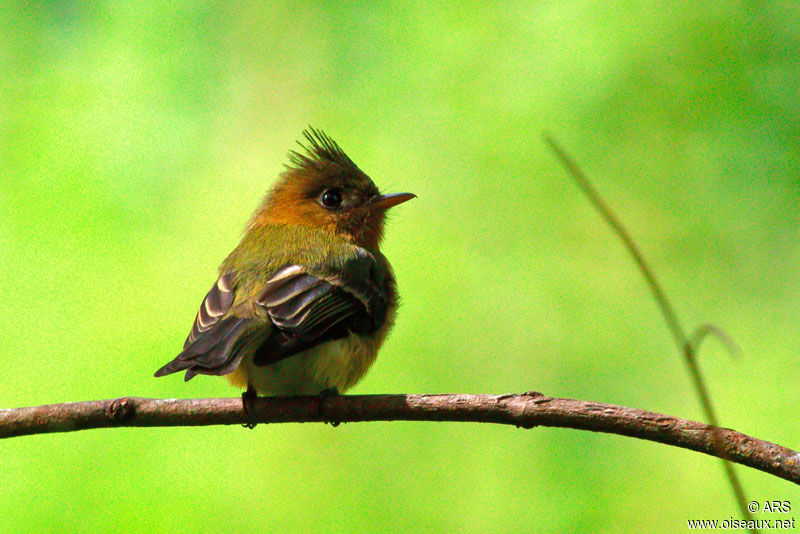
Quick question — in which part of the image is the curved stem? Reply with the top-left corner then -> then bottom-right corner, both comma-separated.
544,136 -> 755,524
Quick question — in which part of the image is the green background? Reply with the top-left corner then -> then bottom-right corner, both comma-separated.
2,2 -> 798,532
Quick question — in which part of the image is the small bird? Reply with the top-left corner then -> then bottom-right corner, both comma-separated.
154,128 -> 414,403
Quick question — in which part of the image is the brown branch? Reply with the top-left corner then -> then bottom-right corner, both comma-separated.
1,392 -> 798,485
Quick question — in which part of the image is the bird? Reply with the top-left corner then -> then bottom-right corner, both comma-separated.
154,128 -> 414,407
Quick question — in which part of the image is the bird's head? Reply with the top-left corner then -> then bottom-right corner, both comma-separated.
250,128 -> 414,249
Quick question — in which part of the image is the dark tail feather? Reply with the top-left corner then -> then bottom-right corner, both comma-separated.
154,317 -> 252,380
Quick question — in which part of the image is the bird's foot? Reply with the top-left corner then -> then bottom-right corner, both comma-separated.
241,384 -> 258,429
318,387 -> 341,427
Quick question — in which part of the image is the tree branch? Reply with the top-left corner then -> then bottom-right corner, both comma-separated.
2,392 -> 798,485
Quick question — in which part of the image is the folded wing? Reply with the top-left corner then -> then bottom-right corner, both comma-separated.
154,250 -> 389,379
253,257 -> 387,366
154,272 -> 254,380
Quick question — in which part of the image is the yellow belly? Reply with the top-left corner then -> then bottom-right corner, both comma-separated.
227,331 -> 382,395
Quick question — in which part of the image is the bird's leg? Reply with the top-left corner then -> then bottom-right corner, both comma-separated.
318,387 -> 341,427
241,384 -> 258,429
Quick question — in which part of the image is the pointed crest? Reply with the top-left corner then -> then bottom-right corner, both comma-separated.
287,127 -> 357,172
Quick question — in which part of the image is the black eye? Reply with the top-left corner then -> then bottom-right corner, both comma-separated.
320,189 -> 343,209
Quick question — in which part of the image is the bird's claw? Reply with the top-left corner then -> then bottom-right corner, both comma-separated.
318,388 -> 341,427
241,385 -> 258,429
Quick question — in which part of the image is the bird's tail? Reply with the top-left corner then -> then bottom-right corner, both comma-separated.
154,316 -> 253,381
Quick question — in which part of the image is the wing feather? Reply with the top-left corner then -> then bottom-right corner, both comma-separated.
155,248 -> 391,378
252,256 -> 387,366
184,272 -> 235,349
155,272 -> 250,380
154,315 -> 252,378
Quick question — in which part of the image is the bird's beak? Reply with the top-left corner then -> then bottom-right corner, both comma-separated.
370,192 -> 416,210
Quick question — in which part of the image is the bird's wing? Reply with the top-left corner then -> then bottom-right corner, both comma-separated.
252,251 -> 388,366
183,272 -> 236,349
154,272 -> 257,380
154,250 -> 390,377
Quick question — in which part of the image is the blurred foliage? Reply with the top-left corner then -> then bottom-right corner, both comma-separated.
1,2 -> 799,532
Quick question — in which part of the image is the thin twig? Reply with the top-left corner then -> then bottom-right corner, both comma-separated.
0,393 -> 798,485
690,323 -> 742,359
543,135 -> 755,525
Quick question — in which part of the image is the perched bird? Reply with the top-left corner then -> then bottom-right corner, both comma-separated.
154,128 -> 414,402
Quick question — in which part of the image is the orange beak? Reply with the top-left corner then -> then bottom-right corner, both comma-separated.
370,192 -> 416,211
